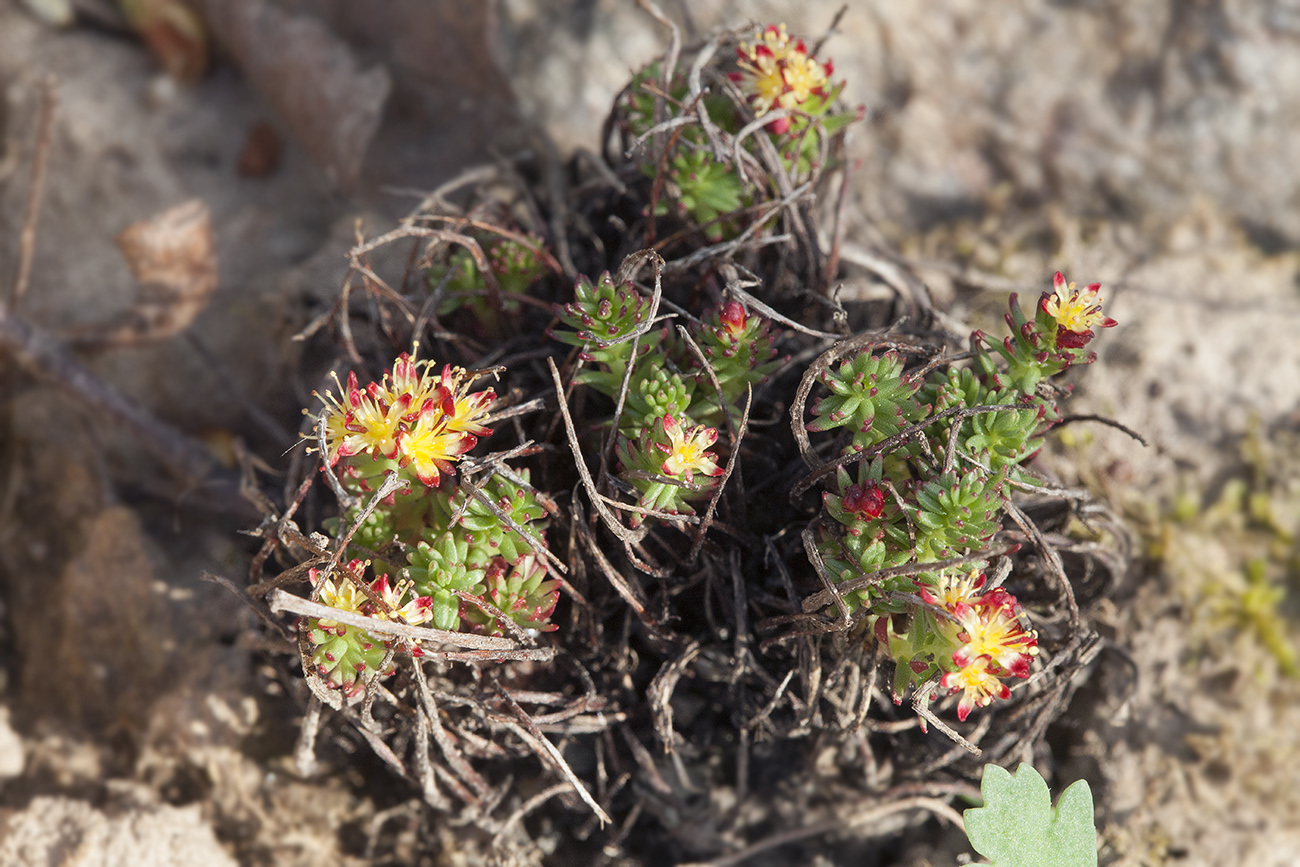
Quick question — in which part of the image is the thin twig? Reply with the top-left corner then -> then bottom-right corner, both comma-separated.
911,678 -> 982,755
461,475 -> 567,574
314,409 -> 359,509
491,684 -> 612,825
547,357 -> 646,546
412,662 -> 496,798
791,398 -> 1002,501
491,783 -> 571,847
798,546 -> 1014,614
0,313 -> 220,487
802,524 -> 850,626
267,589 -> 520,650
452,588 -> 534,647
6,76 -> 57,313
1004,498 -> 1079,631
838,242 -> 935,319
646,640 -> 701,753
294,697 -> 324,777
573,513 -> 653,622
726,274 -> 843,340
1054,413 -> 1148,446
322,471 -> 407,593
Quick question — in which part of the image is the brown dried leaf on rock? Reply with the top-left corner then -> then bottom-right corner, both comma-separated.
197,0 -> 391,192
118,0 -> 210,83
86,198 -> 218,346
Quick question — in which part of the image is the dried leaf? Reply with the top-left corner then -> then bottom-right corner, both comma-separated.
118,0 -> 209,82
98,199 -> 218,345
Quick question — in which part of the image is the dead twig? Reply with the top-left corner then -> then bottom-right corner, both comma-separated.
0,313 -> 222,489
1054,413 -> 1148,446
461,475 -> 568,575
6,76 -> 57,313
547,357 -> 648,550
1004,498 -> 1079,631
267,589 -> 520,650
910,678 -> 982,755
646,640 -> 702,753
490,683 -> 612,826
802,524 -> 851,626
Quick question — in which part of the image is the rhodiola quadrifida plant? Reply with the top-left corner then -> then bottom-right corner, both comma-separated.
614,23 -> 861,244
232,12 -> 1134,863
301,352 -> 558,697
549,268 -> 781,529
803,273 -> 1116,721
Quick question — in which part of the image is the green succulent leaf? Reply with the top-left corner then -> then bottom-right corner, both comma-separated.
304,620 -> 392,698
964,763 -> 1097,867
807,349 -> 927,453
550,271 -> 654,391
621,364 -> 695,436
406,532 -> 487,629
428,472 -> 549,567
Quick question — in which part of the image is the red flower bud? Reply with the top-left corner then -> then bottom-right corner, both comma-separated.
841,483 -> 885,518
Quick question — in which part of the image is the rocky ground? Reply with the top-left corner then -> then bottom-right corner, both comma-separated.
1,1 -> 1298,864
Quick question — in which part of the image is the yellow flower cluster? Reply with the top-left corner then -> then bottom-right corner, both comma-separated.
919,569 -> 1039,720
316,353 -> 495,486
310,560 -> 433,627
732,24 -> 832,123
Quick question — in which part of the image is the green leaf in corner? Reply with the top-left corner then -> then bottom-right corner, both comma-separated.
964,763 -> 1097,867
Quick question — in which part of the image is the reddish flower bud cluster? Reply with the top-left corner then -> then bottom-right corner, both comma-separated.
718,300 -> 748,334
841,482 -> 885,519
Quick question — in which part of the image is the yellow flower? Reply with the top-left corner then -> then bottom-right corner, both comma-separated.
953,590 -> 1039,679
439,365 -> 496,436
1041,271 -> 1115,334
917,568 -> 988,617
370,575 -> 433,626
310,559 -> 369,628
312,354 -> 495,486
315,372 -> 400,460
779,51 -> 829,107
732,24 -> 832,121
382,352 -> 440,409
397,397 -> 477,486
657,415 -> 723,480
940,655 -> 1010,721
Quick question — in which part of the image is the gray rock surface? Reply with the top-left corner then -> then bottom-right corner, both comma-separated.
0,794 -> 236,867
0,706 -> 24,781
